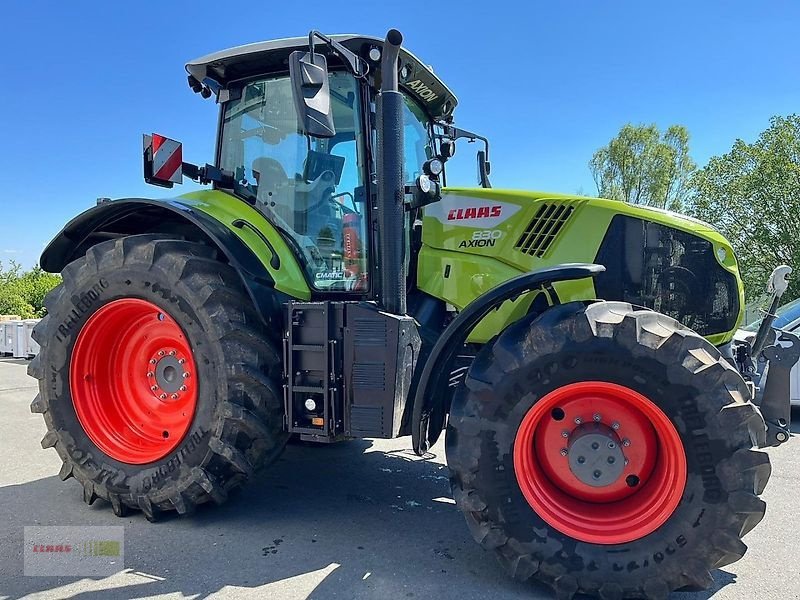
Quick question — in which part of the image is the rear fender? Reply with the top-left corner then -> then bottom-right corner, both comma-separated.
40,197 -> 309,327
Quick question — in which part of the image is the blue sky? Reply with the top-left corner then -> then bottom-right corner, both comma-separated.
1,1 -> 798,268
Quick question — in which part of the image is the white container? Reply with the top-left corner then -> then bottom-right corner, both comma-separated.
24,320 -> 40,357
11,321 -> 27,358
1,322 -> 14,355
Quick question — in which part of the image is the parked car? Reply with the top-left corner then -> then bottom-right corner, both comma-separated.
738,297 -> 800,406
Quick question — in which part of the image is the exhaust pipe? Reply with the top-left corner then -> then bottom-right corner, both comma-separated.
376,28 -> 406,315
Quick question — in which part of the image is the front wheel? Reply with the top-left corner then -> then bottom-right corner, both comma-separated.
446,301 -> 769,599
29,235 -> 288,520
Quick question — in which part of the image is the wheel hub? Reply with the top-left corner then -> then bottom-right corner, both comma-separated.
150,352 -> 190,396
567,424 -> 625,487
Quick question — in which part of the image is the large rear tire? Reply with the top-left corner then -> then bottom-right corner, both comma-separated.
29,235 -> 288,520
446,301 -> 769,599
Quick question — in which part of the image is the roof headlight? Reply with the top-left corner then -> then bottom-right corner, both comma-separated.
423,158 -> 444,178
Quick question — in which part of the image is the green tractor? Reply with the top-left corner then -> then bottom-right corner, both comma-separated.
30,29 -> 798,598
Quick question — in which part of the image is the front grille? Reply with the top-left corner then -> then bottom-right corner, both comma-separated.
594,215 -> 739,337
515,203 -> 574,257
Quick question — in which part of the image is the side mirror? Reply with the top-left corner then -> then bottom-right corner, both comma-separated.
477,150 -> 491,189
289,50 -> 336,138
143,134 -> 184,188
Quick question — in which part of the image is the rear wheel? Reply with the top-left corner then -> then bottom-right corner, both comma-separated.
447,301 -> 769,599
29,235 -> 288,520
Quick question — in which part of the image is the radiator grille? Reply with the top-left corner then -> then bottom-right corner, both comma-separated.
594,215 -> 739,337
515,203 -> 574,257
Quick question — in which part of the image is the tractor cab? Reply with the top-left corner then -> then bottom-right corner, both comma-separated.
180,34 -> 462,293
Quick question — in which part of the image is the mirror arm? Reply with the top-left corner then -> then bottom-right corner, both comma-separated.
440,124 -> 492,188
442,124 -> 490,163
308,30 -> 368,77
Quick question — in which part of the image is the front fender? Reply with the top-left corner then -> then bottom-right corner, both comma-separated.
410,263 -> 606,455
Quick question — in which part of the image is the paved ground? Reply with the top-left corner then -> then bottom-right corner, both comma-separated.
1,357 -> 798,600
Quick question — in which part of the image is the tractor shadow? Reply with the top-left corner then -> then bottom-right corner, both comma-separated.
0,439 -> 740,600
0,440 -> 544,599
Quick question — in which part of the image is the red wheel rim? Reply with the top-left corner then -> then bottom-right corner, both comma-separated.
70,299 -> 198,464
513,381 -> 687,544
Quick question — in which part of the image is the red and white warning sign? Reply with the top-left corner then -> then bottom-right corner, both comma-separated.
148,134 -> 183,185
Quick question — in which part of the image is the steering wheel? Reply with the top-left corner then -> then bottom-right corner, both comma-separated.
301,169 -> 337,212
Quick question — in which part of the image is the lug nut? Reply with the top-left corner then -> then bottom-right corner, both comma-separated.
158,350 -> 165,356
169,350 -> 176,356
622,438 -> 631,447
159,393 -> 167,400
611,421 -> 620,430
171,393 -> 179,400
179,385 -> 187,392
574,417 -> 582,425
150,359 -> 157,365
178,358 -> 186,364
147,371 -> 154,378
593,413 -> 601,422
182,372 -> 191,379
561,430 -> 570,438
151,385 -> 158,391
560,448 -> 568,456
776,432 -> 789,442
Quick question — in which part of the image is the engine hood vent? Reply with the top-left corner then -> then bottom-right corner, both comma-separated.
514,203 -> 574,257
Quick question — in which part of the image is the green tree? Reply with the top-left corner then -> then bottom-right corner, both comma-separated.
590,124 -> 696,211
689,115 -> 800,302
0,261 -> 61,318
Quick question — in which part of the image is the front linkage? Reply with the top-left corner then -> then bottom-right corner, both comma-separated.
733,265 -> 799,447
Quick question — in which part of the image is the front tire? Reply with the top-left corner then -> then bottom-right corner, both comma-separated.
446,301 -> 769,599
29,235 -> 288,520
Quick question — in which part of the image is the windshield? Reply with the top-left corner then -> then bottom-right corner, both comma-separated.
219,72 -> 369,291
744,296 -> 800,331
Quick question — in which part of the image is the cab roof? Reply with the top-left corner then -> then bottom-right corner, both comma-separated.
185,33 -> 458,119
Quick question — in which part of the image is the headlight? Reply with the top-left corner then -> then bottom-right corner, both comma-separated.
417,174 -> 432,194
423,158 -> 444,177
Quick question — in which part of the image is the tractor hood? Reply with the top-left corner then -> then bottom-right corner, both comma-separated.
419,187 -> 744,346
425,187 -> 727,248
